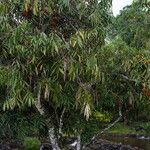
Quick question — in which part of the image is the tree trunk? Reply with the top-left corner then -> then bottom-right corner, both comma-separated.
48,127 -> 61,150
58,108 -> 65,137
35,92 -> 61,150
76,135 -> 81,150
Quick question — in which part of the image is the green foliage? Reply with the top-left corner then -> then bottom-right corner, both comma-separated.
62,109 -> 112,143
0,111 -> 47,140
79,111 -> 111,143
0,0 -> 112,122
93,111 -> 112,122
107,1 -> 150,123
23,137 -> 41,150
112,1 -> 150,49
80,118 -> 102,143
136,122 -> 150,134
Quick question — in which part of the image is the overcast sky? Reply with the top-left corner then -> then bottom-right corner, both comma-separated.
112,0 -> 133,16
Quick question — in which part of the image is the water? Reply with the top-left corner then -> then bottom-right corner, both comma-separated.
101,134 -> 150,150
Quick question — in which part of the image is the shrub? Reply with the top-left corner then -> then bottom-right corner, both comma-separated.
23,137 -> 41,150
140,122 -> 150,134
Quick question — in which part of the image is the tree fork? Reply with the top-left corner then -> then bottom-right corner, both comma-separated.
35,90 -> 61,150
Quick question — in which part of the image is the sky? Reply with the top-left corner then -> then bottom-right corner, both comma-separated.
112,0 -> 133,16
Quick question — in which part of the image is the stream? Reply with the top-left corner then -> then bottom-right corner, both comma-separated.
101,134 -> 150,150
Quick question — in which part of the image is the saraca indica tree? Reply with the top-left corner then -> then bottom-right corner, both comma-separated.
0,0 -> 112,149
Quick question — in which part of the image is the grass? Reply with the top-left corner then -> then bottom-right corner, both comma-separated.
106,122 -> 146,135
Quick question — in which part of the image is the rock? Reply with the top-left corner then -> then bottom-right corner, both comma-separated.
40,143 -> 52,150
0,144 -> 11,150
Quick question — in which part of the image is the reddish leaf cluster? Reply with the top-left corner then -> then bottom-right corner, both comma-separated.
143,87 -> 150,97
22,5 -> 33,19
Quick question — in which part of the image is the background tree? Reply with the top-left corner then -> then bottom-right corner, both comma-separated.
105,0 -> 150,123
112,1 -> 150,49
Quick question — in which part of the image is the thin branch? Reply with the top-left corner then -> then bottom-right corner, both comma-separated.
83,108 -> 122,149
35,89 -> 45,115
59,107 -> 66,136
120,74 -> 136,82
100,108 -> 122,134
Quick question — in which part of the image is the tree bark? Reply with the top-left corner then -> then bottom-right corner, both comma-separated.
35,91 -> 61,150
76,135 -> 81,150
48,127 -> 61,150
58,108 -> 65,136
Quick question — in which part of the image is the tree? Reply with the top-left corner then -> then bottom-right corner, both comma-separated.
112,1 -> 150,49
106,0 -> 150,122
100,38 -> 150,123
0,0 -> 112,149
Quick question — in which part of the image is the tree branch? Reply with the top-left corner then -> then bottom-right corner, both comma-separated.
100,108 -> 122,134
83,108 -> 122,149
59,108 -> 66,136
35,90 -> 45,115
